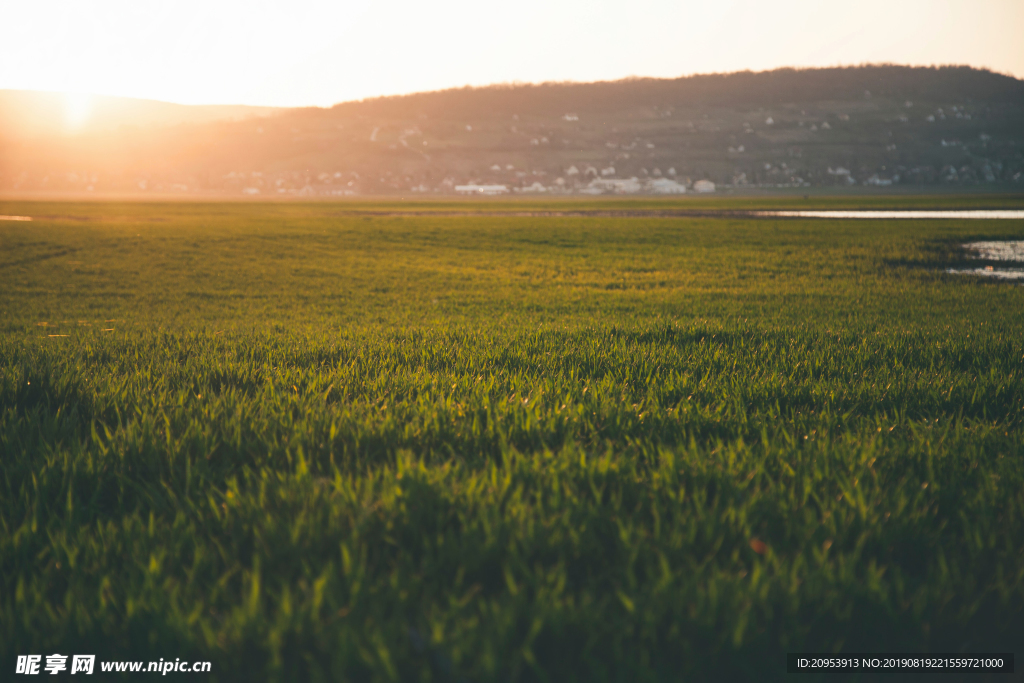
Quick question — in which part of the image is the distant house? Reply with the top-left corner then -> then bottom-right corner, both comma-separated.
821,121 -> 831,129
517,182 -> 548,193
587,177 -> 642,194
600,166 -> 616,176
827,168 -> 856,184
565,165 -> 580,176
693,179 -> 716,193
455,184 -> 508,195
562,113 -> 579,121
765,116 -> 774,125
647,178 -> 686,194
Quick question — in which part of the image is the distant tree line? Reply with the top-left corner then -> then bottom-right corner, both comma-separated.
336,65 -> 1024,120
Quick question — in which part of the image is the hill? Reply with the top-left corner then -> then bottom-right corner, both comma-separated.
2,65 -> 1023,195
0,90 -> 281,140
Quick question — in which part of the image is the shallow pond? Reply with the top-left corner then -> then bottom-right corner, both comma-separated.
947,240 -> 1024,281
756,210 -> 1024,219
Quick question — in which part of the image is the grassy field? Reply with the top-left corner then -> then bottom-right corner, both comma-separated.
2,197 -> 1023,681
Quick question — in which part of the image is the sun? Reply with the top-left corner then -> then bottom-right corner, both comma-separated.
63,92 -> 93,130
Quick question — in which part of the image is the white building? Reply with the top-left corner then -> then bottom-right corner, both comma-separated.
587,177 -> 642,194
693,180 -> 716,193
647,178 -> 686,194
517,182 -> 548,193
455,184 -> 509,195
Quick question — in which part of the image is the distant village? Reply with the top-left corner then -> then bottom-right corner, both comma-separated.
225,165 -> 711,198
4,77 -> 1022,196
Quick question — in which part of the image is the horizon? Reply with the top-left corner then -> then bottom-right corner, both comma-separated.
4,0 -> 1024,109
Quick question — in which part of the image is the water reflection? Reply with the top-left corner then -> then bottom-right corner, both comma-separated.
756,210 -> 1024,219
964,241 -> 1024,262
947,240 -> 1024,281
946,268 -> 1024,280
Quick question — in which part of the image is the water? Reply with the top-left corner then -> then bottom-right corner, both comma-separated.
946,268 -> 1024,280
947,240 -> 1024,281
755,210 -> 1024,219
963,241 -> 1024,262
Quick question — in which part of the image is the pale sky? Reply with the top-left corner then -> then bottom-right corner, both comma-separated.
3,0 -> 1023,107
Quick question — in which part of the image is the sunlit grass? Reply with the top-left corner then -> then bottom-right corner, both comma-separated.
1,198 -> 1023,681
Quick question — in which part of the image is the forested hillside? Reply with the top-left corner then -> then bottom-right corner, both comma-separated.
3,65 -> 1022,195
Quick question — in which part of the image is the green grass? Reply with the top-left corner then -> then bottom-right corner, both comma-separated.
2,198 -> 1023,681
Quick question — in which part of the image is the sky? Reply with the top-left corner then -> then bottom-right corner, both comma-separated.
3,0 -> 1023,108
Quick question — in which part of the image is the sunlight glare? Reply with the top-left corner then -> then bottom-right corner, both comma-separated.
64,92 -> 92,130
1,0 -> 1021,107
